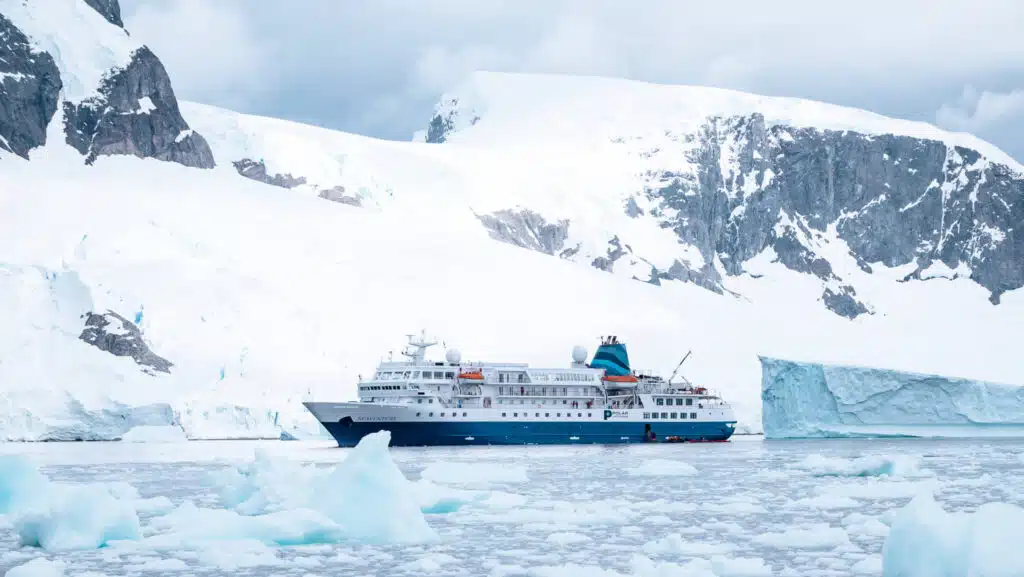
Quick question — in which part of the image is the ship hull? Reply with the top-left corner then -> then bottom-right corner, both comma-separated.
317,417 -> 736,447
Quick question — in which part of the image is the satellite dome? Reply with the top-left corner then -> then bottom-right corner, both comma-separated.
571,345 -> 588,364
445,348 -> 462,364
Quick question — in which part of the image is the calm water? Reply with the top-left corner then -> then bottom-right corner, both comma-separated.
2,436 -> 1022,577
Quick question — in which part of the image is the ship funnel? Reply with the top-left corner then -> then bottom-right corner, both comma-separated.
590,335 -> 631,376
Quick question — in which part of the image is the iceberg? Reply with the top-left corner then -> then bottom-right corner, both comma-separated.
760,356 -> 1024,439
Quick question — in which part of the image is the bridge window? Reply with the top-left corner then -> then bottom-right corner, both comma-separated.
656,398 -> 664,406
690,412 -> 697,419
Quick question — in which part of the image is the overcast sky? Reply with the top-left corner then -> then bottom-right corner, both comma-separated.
122,0 -> 1024,161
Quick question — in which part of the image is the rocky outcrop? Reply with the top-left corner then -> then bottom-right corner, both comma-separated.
0,14 -> 62,159
317,185 -> 362,206
232,158 -> 306,188
63,46 -> 215,168
79,310 -> 173,374
477,208 -> 572,256
83,0 -> 124,28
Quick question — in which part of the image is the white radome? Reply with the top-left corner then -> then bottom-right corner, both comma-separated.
446,348 -> 462,365
571,345 -> 588,365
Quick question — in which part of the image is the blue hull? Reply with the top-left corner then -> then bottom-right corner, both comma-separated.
320,420 -> 736,447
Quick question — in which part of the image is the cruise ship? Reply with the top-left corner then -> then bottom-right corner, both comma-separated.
303,333 -> 737,447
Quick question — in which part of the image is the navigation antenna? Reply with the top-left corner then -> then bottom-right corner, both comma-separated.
401,329 -> 437,364
667,350 -> 693,386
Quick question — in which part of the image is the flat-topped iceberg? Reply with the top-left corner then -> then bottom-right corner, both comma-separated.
760,357 -> 1024,439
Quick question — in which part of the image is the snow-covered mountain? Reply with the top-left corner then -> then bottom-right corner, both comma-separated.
420,72 -> 1024,316
1,0 -> 1022,440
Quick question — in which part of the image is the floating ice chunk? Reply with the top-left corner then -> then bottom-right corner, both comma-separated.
397,553 -> 460,573
0,456 -> 48,513
753,524 -> 852,550
790,494 -> 861,510
627,459 -> 698,477
710,555 -> 773,577
4,558 -> 66,577
882,492 -> 1024,576
419,461 -> 529,484
145,502 -> 343,546
842,512 -> 890,539
0,455 -> 141,551
201,430 -> 436,544
794,454 -> 926,478
547,532 -> 592,546
119,425 -> 187,443
15,482 -> 141,551
642,533 -> 736,556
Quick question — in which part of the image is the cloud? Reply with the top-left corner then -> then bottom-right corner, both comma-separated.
937,86 -> 1024,133
124,0 -> 272,111
121,0 -> 1024,160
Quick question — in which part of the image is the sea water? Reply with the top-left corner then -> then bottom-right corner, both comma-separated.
2,435 -> 1022,577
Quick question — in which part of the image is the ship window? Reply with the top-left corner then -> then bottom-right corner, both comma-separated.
416,412 -> 421,417
651,413 -> 658,419
643,412 -> 650,418
563,387 -> 568,395
429,412 -> 434,417
686,398 -> 693,406
417,398 -> 422,404
445,372 -> 455,379
563,400 -> 567,405
578,413 -> 583,417
659,412 -> 667,419
440,412 -> 445,417
670,412 -> 678,419
690,412 -> 697,419
680,412 -> 687,419
463,412 -> 467,417
545,413 -> 550,417
674,398 -> 681,406
498,374 -> 505,383
535,413 -> 540,417
556,413 -> 561,417
656,398 -> 664,406
588,413 -> 592,417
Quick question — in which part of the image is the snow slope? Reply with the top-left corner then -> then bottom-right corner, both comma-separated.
761,357 -> 1024,439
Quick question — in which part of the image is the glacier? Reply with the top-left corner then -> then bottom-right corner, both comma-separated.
761,356 -> 1024,439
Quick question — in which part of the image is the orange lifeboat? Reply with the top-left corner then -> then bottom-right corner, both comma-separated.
602,374 -> 639,383
458,370 -> 484,380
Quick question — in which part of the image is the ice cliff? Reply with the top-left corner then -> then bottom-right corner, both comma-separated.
760,356 -> 1024,438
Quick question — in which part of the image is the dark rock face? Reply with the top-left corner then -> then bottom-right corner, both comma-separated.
477,209 -> 571,256
232,158 -> 306,188
0,14 -> 62,159
318,185 -> 362,206
80,310 -> 173,374
63,46 -> 215,168
84,0 -> 124,28
424,96 -> 478,143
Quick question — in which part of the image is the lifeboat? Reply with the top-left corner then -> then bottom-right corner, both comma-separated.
458,370 -> 484,380
602,374 -> 639,383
